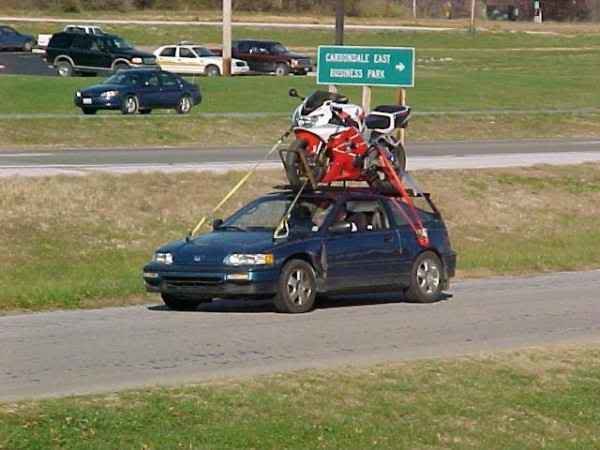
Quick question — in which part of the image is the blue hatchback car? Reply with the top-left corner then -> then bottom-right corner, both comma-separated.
143,188 -> 456,313
74,69 -> 201,115
0,25 -> 35,52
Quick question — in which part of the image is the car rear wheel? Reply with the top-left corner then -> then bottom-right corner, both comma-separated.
274,259 -> 317,313
161,293 -> 203,311
122,95 -> 139,115
56,61 -> 73,77
205,65 -> 221,76
405,251 -> 443,303
81,108 -> 97,115
176,95 -> 192,114
23,41 -> 33,52
274,63 -> 290,76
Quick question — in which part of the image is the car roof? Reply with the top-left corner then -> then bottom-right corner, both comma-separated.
235,39 -> 280,44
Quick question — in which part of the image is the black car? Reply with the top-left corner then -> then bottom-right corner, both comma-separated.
45,31 -> 158,77
230,39 -> 312,76
74,69 -> 201,115
143,188 -> 456,313
0,25 -> 35,52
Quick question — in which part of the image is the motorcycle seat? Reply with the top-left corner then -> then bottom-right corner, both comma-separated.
374,105 -> 410,116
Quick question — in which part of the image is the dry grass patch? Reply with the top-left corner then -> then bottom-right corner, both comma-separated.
1,163 -> 600,312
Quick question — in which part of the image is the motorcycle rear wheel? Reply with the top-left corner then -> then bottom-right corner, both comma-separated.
285,139 -> 327,190
369,143 -> 407,194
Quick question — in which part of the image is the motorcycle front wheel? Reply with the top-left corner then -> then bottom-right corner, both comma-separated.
285,139 -> 327,190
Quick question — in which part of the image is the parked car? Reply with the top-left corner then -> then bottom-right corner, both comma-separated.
74,69 -> 201,115
216,39 -> 311,76
154,43 -> 249,76
45,31 -> 158,77
0,25 -> 35,52
63,24 -> 104,35
143,188 -> 456,313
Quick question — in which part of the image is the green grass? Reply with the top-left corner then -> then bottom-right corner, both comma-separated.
2,164 -> 600,313
2,345 -> 600,449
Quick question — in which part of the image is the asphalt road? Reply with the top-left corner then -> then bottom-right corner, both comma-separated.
1,270 -> 599,402
1,138 -> 600,177
0,51 -> 55,76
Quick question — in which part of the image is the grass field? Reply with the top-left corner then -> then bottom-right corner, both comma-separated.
2,163 -> 600,313
1,345 -> 599,449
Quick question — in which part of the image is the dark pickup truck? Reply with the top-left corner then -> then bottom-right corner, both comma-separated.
216,39 -> 312,76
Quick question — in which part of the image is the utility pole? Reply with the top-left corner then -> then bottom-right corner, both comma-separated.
413,0 -> 417,19
222,0 -> 232,76
335,0 -> 345,45
470,0 -> 476,31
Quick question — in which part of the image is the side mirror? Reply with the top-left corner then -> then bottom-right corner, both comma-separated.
328,221 -> 352,234
212,219 -> 223,230
288,88 -> 299,98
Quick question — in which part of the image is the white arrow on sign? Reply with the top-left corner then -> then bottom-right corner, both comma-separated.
395,62 -> 406,72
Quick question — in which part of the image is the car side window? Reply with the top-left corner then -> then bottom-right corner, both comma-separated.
159,72 -> 179,87
342,200 -> 390,232
179,47 -> 195,58
387,199 -> 411,227
72,35 -> 92,50
160,47 -> 176,57
50,33 -> 73,49
237,42 -> 250,53
145,73 -> 160,88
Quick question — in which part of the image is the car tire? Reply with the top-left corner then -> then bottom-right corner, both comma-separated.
23,41 -> 33,52
56,60 -> 73,77
139,109 -> 152,115
161,293 -> 202,311
405,251 -> 444,303
114,62 -> 130,72
274,259 -> 317,314
176,95 -> 192,114
274,63 -> 290,76
285,139 -> 327,190
81,108 -> 97,115
205,65 -> 221,77
121,95 -> 139,115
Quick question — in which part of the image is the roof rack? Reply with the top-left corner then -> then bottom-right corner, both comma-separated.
271,184 -> 430,198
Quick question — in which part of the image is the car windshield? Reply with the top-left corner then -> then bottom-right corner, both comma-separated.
102,36 -> 133,50
269,43 -> 288,54
193,47 -> 215,57
221,197 -> 333,233
103,73 -> 141,86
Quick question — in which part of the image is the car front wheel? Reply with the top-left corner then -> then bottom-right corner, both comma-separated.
274,259 -> 317,313
176,95 -> 192,114
56,61 -> 73,77
122,95 -> 139,115
405,251 -> 443,303
161,293 -> 203,311
205,65 -> 221,76
23,41 -> 33,52
274,63 -> 290,76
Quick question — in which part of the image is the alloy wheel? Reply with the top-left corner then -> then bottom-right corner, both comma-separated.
416,259 -> 440,295
286,268 -> 312,306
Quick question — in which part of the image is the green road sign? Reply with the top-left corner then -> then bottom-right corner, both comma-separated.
317,45 -> 415,87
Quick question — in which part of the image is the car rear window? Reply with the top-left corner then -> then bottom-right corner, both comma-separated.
49,33 -> 73,49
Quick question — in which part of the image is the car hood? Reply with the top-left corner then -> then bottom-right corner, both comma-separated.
284,52 -> 310,60
158,231 -> 276,266
80,84 -> 126,95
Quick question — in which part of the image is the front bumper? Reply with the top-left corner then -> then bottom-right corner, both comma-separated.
142,265 -> 279,299
75,95 -> 123,110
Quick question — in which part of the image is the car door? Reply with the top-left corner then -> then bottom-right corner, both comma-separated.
69,34 -> 94,68
177,47 -> 202,74
324,199 -> 402,291
157,46 -> 177,72
157,71 -> 182,107
138,71 -> 162,107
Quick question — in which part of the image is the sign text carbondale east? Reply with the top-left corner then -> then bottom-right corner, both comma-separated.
317,45 -> 415,87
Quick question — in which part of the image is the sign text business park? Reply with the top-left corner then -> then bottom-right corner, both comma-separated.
317,45 -> 415,88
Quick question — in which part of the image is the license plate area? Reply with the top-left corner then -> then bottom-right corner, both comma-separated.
83,98 -> 92,105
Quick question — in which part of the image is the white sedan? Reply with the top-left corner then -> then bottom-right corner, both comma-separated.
154,44 -> 250,76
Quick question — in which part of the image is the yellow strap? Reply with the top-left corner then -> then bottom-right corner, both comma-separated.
189,130 -> 291,237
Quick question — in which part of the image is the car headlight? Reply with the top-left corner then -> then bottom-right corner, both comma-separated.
153,252 -> 173,265
131,57 -> 143,64
100,90 -> 119,99
290,59 -> 299,67
75,91 -> 82,97
223,253 -> 274,266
